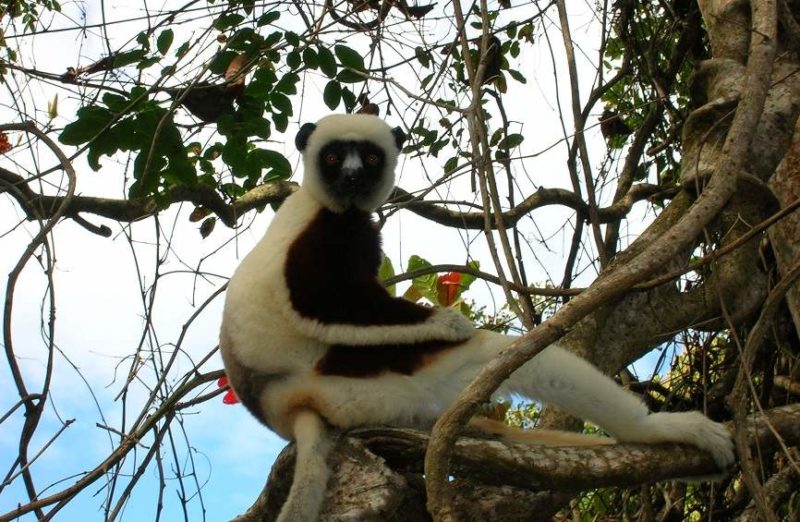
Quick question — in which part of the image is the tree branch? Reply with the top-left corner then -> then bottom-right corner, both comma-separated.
241,404 -> 800,521
2,163 -> 676,234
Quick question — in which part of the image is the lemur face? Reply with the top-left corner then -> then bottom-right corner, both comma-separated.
296,114 -> 406,213
315,139 -> 387,211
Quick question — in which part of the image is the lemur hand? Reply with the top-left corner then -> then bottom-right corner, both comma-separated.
428,307 -> 475,341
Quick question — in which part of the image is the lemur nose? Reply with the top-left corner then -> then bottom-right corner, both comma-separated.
341,170 -> 364,190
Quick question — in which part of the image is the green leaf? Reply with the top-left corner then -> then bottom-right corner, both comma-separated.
113,49 -> 147,68
209,51 -> 237,74
259,149 -> 292,180
334,44 -> 365,71
137,56 -> 161,70
86,125 -> 118,170
460,260 -> 479,290
443,156 -> 458,174
286,50 -> 301,70
272,111 -> 288,133
414,46 -> 430,68
157,29 -> 174,55
59,106 -> 114,145
496,74 -> 507,94
336,69 -> 363,84
302,47 -> 318,69
284,31 -> 300,47
257,10 -> 280,27
200,217 -> 216,238
264,31 -> 282,48
420,73 -> 434,89
136,31 -> 150,51
270,92 -> 293,115
379,257 -> 396,296
274,73 -> 299,95
498,133 -> 524,149
214,13 -> 244,30
175,41 -> 190,58
254,67 -> 278,85
508,69 -> 527,84
341,87 -> 356,112
227,27 -> 258,51
506,23 -> 517,39
317,46 -> 337,78
102,93 -> 128,113
245,79 -> 271,100
407,255 -> 438,304
322,80 -> 341,110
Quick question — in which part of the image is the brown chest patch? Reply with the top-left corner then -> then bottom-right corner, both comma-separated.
285,208 -> 433,326
315,340 -> 460,378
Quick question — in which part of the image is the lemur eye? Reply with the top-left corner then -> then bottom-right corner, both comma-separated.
324,153 -> 339,165
365,154 -> 380,166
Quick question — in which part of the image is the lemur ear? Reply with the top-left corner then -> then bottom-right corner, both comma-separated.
295,123 -> 317,151
391,126 -> 407,151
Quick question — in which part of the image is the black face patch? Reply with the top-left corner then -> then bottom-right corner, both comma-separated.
295,122 -> 317,151
317,140 -> 387,210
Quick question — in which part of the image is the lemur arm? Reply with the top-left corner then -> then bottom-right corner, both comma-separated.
284,276 -> 476,346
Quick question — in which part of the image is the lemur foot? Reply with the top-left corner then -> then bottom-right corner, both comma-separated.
623,411 -> 735,469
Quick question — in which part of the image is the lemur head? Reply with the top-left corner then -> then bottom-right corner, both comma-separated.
295,114 -> 406,213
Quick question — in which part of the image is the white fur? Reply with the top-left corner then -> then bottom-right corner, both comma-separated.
225,189 -> 328,378
221,114 -> 735,521
253,329 -> 735,467
341,151 -> 362,172
276,410 -> 334,522
300,114 -> 399,213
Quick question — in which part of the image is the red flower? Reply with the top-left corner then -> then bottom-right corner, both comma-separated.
0,132 -> 11,154
436,272 -> 462,306
217,375 -> 239,405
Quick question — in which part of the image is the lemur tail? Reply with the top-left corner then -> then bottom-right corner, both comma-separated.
277,409 -> 335,522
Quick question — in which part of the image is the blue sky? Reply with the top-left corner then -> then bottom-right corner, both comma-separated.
0,203 -> 287,520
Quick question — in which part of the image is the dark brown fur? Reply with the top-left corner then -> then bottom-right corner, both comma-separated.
315,340 -> 459,377
285,208 -> 464,378
285,208 -> 433,325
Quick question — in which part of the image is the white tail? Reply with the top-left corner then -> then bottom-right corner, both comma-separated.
277,409 -> 335,522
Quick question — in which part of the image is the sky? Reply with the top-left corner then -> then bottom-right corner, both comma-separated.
0,1 -> 663,520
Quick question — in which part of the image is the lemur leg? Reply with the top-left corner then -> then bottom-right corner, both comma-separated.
469,417 -> 616,446
504,345 -> 735,468
277,409 -> 335,522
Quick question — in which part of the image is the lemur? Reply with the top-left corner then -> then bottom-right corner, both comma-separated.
220,113 -> 734,522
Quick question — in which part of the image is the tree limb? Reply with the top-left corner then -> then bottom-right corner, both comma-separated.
241,404 -> 800,522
